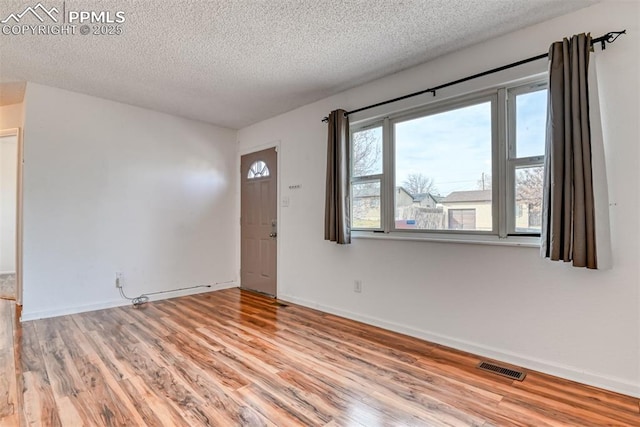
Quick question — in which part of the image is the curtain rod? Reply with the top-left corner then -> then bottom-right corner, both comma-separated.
321,30 -> 626,122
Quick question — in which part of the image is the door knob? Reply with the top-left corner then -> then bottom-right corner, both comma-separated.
270,219 -> 277,238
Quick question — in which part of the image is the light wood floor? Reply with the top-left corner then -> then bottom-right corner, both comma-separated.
1,289 -> 638,426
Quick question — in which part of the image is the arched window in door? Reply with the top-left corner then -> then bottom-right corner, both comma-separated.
247,160 -> 270,179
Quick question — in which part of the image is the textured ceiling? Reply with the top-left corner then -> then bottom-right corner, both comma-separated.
0,0 -> 597,129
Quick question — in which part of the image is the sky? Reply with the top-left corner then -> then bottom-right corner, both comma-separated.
394,89 -> 546,196
515,90 -> 547,158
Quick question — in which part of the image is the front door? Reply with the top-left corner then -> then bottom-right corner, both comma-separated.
241,148 -> 277,296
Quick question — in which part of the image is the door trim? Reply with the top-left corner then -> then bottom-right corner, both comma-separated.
0,128 -> 23,306
238,141 -> 280,297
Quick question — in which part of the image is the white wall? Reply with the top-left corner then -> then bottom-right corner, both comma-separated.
21,83 -> 238,320
0,135 -> 18,273
0,103 -> 24,130
238,2 -> 639,397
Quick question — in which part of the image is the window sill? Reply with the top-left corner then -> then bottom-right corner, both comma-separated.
351,230 -> 540,248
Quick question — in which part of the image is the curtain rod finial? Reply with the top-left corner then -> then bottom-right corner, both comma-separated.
608,30 -> 626,41
602,30 -> 626,49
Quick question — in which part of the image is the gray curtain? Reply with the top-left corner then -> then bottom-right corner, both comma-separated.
541,33 -> 597,269
324,109 -> 351,244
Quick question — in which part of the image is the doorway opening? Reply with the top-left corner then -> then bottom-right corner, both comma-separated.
0,128 -> 21,302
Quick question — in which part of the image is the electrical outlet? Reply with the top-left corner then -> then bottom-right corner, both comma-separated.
354,280 -> 362,293
115,272 -> 124,288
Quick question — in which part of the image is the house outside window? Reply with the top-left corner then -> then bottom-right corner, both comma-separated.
441,191 -> 491,231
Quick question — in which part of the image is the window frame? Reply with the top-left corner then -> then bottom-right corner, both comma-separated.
350,121 -> 386,232
349,76 -> 547,244
506,81 -> 547,236
389,91 -> 499,236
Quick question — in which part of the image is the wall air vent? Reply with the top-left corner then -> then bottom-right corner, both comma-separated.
477,361 -> 526,381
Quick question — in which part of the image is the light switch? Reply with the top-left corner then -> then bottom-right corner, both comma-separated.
281,196 -> 290,207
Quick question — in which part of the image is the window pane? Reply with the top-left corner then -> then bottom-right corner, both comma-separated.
516,90 -> 547,158
247,160 -> 269,179
352,180 -> 381,229
352,127 -> 382,177
394,102 -> 493,231
515,165 -> 544,233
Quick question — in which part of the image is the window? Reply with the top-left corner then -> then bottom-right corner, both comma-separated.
352,181 -> 381,229
247,160 -> 270,179
508,84 -> 546,234
394,98 -> 494,232
349,79 -> 548,241
351,126 -> 383,229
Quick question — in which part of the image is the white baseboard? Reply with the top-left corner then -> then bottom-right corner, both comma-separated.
20,282 -> 238,322
0,270 -> 16,275
20,299 -> 129,321
279,293 -> 640,399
